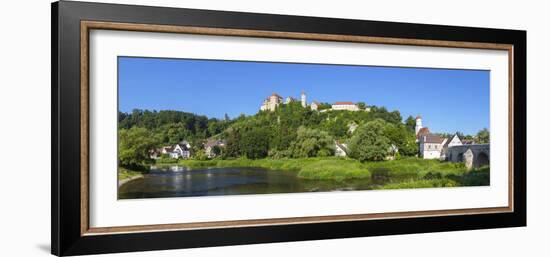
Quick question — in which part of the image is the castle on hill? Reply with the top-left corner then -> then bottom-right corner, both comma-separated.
260,91 -> 367,112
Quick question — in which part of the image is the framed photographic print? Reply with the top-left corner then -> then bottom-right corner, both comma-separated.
51,1 -> 526,256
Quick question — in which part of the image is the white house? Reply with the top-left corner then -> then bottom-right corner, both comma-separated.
160,146 -> 181,159
335,141 -> 348,157
419,134 -> 447,159
331,102 -> 360,111
440,134 -> 463,160
158,141 -> 191,159
173,140 -> 191,159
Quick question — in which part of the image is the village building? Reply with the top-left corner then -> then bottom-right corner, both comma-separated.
259,91 -> 369,113
260,93 -> 283,112
284,96 -> 295,104
260,91 -> 320,112
415,116 -> 477,161
173,140 -> 191,159
419,134 -> 447,159
310,101 -> 319,111
334,141 -> 348,157
204,139 -> 226,158
160,146 -> 175,157
154,140 -> 192,159
331,102 -> 360,111
440,134 -> 463,160
415,116 -> 431,143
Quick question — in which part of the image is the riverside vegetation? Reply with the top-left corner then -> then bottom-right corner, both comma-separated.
161,157 -> 489,189
118,101 -> 490,190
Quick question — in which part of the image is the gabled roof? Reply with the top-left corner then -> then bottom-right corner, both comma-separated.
442,134 -> 461,147
271,93 -> 282,98
174,140 -> 191,150
421,133 -> 446,144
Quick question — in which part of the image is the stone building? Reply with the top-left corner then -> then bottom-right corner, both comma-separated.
331,102 -> 360,111
260,93 -> 283,111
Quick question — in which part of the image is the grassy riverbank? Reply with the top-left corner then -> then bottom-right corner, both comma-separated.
172,157 -> 488,187
118,167 -> 145,186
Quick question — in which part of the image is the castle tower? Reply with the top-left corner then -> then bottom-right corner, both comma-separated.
415,115 -> 423,135
301,91 -> 307,108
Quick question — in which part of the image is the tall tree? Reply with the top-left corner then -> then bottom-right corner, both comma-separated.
239,127 -> 270,159
405,115 -> 416,132
476,128 -> 490,143
118,127 -> 158,169
348,119 -> 391,161
383,123 -> 418,157
290,126 -> 334,158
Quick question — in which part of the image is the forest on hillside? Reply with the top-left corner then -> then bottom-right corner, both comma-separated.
117,102 -> 425,168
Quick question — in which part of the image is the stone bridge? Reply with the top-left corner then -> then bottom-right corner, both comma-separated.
446,144 -> 490,170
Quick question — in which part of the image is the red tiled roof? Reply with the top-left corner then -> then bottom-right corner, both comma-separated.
416,127 -> 430,138
333,101 -> 354,105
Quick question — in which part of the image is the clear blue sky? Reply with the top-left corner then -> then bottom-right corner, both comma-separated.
118,57 -> 489,135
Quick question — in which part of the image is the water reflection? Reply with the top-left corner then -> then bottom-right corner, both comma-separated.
118,165 -> 391,199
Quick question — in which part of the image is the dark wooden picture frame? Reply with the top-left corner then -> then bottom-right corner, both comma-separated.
52,1 -> 526,256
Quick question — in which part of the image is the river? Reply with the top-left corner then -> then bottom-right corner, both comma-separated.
118,165 -> 395,199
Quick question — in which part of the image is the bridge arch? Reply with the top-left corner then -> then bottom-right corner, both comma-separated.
446,144 -> 490,170
475,152 -> 489,168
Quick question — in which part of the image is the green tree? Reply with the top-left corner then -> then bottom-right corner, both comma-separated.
194,149 -> 208,160
239,127 -> 270,159
476,128 -> 490,143
290,126 -> 334,158
211,145 -> 222,156
357,102 -> 366,110
223,129 -> 241,158
317,102 -> 332,110
348,119 -> 391,161
118,127 -> 158,169
383,123 -> 418,157
405,115 -> 416,132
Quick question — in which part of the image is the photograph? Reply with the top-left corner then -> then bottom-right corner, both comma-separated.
117,57 -> 491,199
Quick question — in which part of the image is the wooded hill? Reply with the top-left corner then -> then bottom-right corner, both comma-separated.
118,102 -> 420,168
